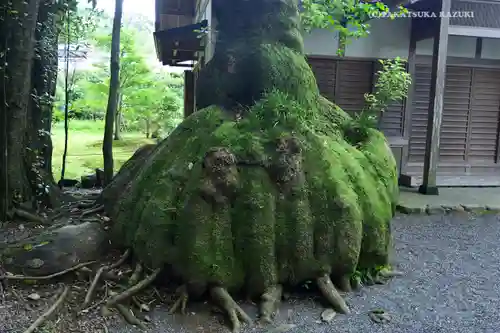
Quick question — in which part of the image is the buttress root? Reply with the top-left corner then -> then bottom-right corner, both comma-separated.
210,287 -> 253,333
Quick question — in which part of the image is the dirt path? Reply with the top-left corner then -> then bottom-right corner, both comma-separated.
2,212 -> 500,333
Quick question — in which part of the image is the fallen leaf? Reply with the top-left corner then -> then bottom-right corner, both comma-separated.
321,308 -> 336,322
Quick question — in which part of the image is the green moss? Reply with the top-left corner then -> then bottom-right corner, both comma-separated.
109,25 -> 398,295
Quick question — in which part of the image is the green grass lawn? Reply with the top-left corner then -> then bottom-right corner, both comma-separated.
52,120 -> 155,180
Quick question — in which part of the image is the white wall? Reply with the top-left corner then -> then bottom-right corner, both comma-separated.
304,18 -> 411,58
481,37 -> 500,60
303,29 -> 340,56
345,18 -> 411,58
304,18 -> 481,60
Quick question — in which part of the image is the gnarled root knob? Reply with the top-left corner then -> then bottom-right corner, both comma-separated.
259,285 -> 283,324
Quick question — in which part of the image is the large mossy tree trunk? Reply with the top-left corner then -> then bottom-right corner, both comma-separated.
0,0 -> 63,221
102,0 -> 399,329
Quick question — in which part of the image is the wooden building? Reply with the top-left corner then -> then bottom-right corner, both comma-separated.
153,0 -> 500,193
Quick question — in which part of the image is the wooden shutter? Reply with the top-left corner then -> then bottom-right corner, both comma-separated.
335,60 -> 374,114
307,58 -> 336,102
372,62 -> 406,137
408,64 -> 431,162
468,68 -> 500,162
439,66 -> 472,162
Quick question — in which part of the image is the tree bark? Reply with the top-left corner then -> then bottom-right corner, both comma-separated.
114,93 -> 122,140
103,0 -> 124,184
30,0 -> 58,183
145,118 -> 150,138
0,0 -> 65,221
196,0 -> 304,111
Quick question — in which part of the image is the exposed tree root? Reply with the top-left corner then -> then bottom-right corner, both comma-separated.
107,290 -> 147,330
80,205 -> 104,218
128,262 -> 143,286
82,250 -> 131,308
336,275 -> 352,292
210,287 -> 253,333
115,302 -> 146,330
169,285 -> 189,315
259,285 -> 282,324
78,200 -> 98,209
378,268 -> 403,278
22,285 -> 69,333
105,268 -> 161,309
0,261 -> 96,281
12,208 -> 48,224
317,275 -> 350,314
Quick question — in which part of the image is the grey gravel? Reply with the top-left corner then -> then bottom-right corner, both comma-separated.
108,213 -> 500,333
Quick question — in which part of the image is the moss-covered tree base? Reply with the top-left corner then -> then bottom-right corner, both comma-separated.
102,1 -> 399,328
104,86 -> 398,330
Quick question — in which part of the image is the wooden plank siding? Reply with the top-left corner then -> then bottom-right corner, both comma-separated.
407,64 -> 500,173
307,57 -> 405,138
468,69 -> 500,163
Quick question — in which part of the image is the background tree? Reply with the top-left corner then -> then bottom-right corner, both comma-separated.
94,28 -> 150,140
102,0 -> 124,185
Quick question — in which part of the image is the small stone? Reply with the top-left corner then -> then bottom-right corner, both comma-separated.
102,216 -> 110,222
486,205 -> 500,212
140,304 -> 150,312
18,224 -> 25,231
27,293 -> 41,301
321,308 -> 336,322
369,309 -> 391,324
144,315 -> 151,322
461,204 -> 485,213
425,205 -> 445,215
27,258 -> 44,269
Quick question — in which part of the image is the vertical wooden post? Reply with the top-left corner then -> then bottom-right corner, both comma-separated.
401,18 -> 417,177
184,69 -> 195,118
418,0 -> 450,195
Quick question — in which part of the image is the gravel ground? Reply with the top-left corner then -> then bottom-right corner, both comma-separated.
3,212 -> 500,333
106,212 -> 500,333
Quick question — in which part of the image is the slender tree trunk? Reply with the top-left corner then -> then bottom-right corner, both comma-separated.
103,0 -> 123,185
114,93 -> 122,140
145,119 -> 150,138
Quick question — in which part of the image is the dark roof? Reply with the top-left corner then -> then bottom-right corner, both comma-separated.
450,0 -> 500,28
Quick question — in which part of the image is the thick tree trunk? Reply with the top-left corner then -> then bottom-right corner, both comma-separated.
196,0 -> 304,110
103,0 -> 124,184
0,0 -> 64,221
30,0 -> 59,184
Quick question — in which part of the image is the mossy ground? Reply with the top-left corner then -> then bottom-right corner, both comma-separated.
108,42 -> 398,297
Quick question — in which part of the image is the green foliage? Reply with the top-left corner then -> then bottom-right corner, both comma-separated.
300,0 -> 408,55
342,57 -> 411,142
365,57 -> 412,115
54,20 -> 184,138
